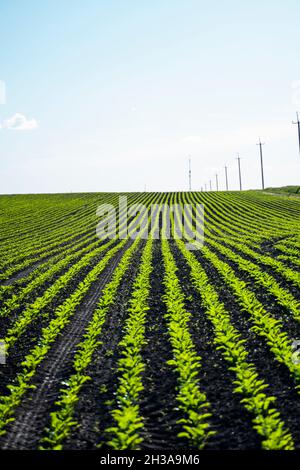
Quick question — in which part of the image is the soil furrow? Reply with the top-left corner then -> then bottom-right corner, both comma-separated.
139,241 -> 183,450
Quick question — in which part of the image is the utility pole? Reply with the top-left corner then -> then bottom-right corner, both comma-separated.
236,154 -> 242,191
224,165 -> 229,191
256,139 -> 265,190
215,173 -> 219,191
292,112 -> 300,156
188,157 -> 192,191
209,180 -> 212,191
205,183 -> 207,192
201,186 -> 203,192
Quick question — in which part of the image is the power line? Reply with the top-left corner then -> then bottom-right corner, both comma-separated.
224,165 -> 229,191
236,154 -> 242,191
256,138 -> 265,190
292,112 -> 300,156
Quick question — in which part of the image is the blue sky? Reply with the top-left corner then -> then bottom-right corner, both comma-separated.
0,0 -> 300,193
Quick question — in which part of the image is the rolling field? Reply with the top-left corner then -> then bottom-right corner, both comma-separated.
0,190 -> 300,450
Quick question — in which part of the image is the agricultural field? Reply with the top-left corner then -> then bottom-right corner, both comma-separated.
0,190 -> 300,451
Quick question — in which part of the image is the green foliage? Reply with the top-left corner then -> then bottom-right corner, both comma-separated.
0,241 -> 125,437
161,238 -> 215,449
176,237 -> 295,451
105,238 -> 154,450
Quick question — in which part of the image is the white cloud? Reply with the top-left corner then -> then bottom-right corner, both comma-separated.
1,113 -> 38,130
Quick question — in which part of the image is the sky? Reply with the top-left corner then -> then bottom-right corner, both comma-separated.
0,0 -> 300,194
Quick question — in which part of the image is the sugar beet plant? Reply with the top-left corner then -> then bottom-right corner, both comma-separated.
175,237 -> 295,450
0,190 -> 300,450
39,238 -> 142,450
161,237 -> 215,449
0,241 -> 125,437
104,238 -> 154,450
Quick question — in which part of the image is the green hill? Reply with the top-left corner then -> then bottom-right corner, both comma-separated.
264,185 -> 300,195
